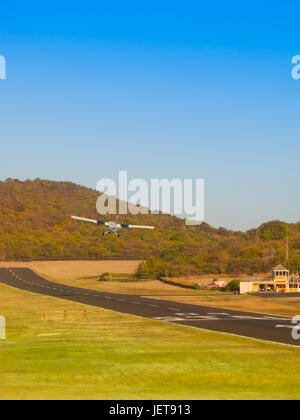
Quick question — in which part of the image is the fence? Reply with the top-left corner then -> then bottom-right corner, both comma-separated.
159,277 -> 199,290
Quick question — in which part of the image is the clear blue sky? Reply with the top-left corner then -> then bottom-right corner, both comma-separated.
0,1 -> 299,230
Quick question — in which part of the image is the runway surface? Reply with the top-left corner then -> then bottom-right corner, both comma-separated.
1,267 -> 299,347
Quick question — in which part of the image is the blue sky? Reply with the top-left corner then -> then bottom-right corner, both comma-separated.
0,1 -> 299,230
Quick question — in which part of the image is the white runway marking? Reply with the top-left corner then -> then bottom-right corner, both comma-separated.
264,316 -> 290,321
157,312 -> 293,326
153,317 -> 186,321
276,325 -> 294,329
207,312 -> 230,316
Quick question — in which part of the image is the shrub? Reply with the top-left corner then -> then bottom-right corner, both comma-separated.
225,279 -> 240,292
99,272 -> 113,281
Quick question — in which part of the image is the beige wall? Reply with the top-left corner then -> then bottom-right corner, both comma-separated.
240,282 -> 253,294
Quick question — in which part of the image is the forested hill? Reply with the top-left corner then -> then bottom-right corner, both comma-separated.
1,178 -> 300,276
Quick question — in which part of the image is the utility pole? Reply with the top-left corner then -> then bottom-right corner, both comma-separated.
285,227 -> 289,270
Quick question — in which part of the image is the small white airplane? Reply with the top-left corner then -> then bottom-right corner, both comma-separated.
71,215 -> 155,237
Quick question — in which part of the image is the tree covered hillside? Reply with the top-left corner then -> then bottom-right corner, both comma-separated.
0,178 -> 180,261
1,179 -> 300,276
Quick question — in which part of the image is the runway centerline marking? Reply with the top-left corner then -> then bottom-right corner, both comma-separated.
207,312 -> 230,316
276,325 -> 294,329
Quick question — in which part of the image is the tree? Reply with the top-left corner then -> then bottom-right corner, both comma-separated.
225,279 -> 240,292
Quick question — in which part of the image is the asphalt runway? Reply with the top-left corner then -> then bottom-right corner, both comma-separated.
1,267 -> 299,347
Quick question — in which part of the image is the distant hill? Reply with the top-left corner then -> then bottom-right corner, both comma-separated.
1,178 -> 300,277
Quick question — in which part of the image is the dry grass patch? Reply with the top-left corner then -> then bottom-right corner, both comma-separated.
0,260 -> 140,281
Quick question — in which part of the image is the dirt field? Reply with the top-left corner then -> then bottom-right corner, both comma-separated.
165,274 -> 267,288
0,261 -> 140,281
0,261 -> 210,295
55,278 -> 209,295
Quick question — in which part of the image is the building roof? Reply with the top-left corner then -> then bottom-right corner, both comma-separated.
273,264 -> 288,271
240,277 -> 267,282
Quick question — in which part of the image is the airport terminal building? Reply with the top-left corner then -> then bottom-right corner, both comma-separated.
240,264 -> 300,294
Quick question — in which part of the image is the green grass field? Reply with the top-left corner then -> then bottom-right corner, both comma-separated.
1,283 -> 300,400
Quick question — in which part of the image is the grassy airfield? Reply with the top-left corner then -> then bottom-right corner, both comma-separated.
1,283 -> 300,400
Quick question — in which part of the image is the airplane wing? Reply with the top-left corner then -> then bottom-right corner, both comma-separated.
72,216 -> 154,230
117,223 -> 155,230
71,215 -> 109,226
